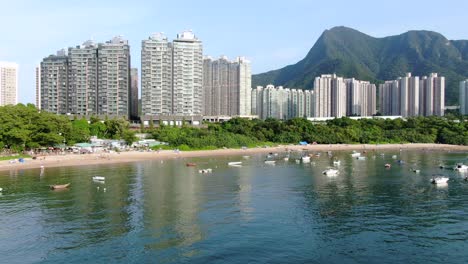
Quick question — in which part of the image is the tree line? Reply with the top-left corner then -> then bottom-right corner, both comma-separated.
149,115 -> 468,150
0,104 -> 136,152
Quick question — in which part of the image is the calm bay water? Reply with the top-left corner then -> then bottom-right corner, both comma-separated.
1,150 -> 468,263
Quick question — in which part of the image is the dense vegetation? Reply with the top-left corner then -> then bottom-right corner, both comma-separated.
252,26 -> 468,105
149,116 -> 468,150
0,104 -> 136,152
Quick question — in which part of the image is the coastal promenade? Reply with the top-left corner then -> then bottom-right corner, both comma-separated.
1,143 -> 467,172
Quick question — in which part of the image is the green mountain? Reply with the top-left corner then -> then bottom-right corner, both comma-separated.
252,26 -> 468,105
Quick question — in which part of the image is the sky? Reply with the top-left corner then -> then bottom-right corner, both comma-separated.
1,0 -> 468,104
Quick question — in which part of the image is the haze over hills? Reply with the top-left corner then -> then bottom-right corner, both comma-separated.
252,26 -> 468,105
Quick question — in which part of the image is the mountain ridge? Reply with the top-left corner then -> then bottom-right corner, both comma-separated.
252,26 -> 468,104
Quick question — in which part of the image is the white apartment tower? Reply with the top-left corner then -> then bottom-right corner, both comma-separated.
345,79 -> 377,117
142,31 -> 203,117
141,33 -> 173,116
172,31 -> 203,115
314,74 -> 346,118
0,62 -> 18,106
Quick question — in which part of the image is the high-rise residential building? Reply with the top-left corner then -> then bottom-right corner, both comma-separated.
237,57 -> 252,116
379,72 -> 444,117
141,33 -> 173,116
252,85 -> 314,120
251,86 -> 263,117
460,80 -> 468,115
172,31 -> 203,115
141,30 -> 203,119
97,36 -> 131,117
130,68 -> 139,120
203,56 -> 252,116
0,62 -> 18,106
68,40 -> 99,116
40,50 -> 69,114
35,66 -> 41,109
345,79 -> 377,116
314,74 -> 346,118
421,73 -> 445,116
40,38 -> 132,118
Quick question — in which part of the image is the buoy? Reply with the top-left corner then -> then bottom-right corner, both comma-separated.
103,188 -> 107,192
97,186 -> 100,190
0,187 -> 3,192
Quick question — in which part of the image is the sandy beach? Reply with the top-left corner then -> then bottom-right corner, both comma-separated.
0,143 -> 467,172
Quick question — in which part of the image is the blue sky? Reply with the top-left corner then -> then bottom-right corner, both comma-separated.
1,0 -> 468,104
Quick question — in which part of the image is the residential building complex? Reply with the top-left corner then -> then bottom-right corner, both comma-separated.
141,31 -> 203,121
345,78 -> 377,117
0,61 -> 18,106
379,73 -> 445,117
203,56 -> 251,116
40,37 -> 131,118
251,85 -> 314,120
313,74 -> 347,118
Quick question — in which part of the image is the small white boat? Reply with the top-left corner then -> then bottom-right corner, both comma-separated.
301,156 -> 311,163
242,156 -> 250,159
333,160 -> 341,166
264,160 -> 276,165
228,161 -> 242,166
0,187 -> 3,192
455,163 -> 468,171
322,168 -> 339,176
92,176 -> 105,181
351,152 -> 361,158
284,157 -> 289,161
198,168 -> 213,174
295,159 -> 301,164
392,155 -> 397,159
357,156 -> 366,160
413,169 -> 420,173
431,177 -> 449,184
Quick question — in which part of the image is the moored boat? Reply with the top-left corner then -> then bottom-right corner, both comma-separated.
430,177 -> 449,185
351,152 -> 361,158
228,161 -> 242,166
186,163 -> 197,167
322,168 -> 339,176
333,160 -> 341,166
455,163 -> 468,171
264,160 -> 276,165
92,176 -> 105,181
301,156 -> 311,163
384,163 -> 391,168
50,183 -> 70,190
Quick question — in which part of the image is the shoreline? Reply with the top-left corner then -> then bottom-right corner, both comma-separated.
0,143 -> 467,173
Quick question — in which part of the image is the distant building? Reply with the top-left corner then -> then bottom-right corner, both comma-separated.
96,36 -> 131,117
141,30 -> 203,120
40,51 -> 69,114
314,74 -> 346,118
251,85 -> 314,120
345,78 -> 377,116
379,72 -> 444,117
0,61 -> 18,106
35,66 -> 41,109
203,56 -> 251,116
460,80 -> 468,115
130,68 -> 139,120
40,37 -> 132,118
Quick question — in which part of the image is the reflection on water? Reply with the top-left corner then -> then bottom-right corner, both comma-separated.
0,150 -> 468,263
